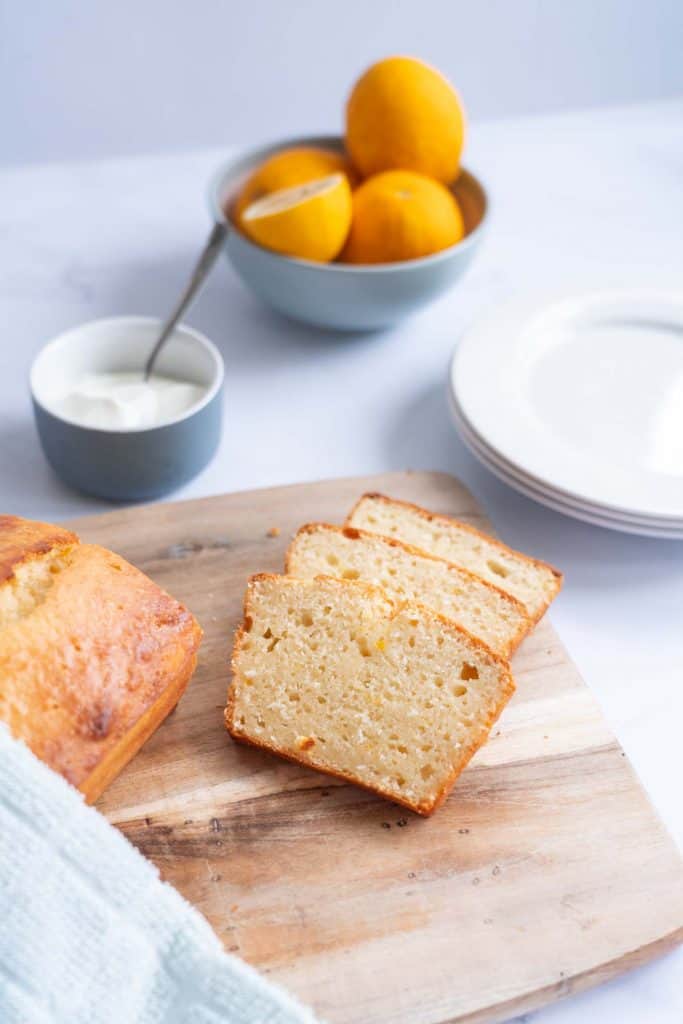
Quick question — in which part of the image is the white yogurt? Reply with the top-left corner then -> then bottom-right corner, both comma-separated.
53,371 -> 206,430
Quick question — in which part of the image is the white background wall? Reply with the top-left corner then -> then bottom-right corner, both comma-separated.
3,0 -> 682,166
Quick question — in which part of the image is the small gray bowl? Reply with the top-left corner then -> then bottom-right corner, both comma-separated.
209,134 -> 488,332
30,316 -> 223,501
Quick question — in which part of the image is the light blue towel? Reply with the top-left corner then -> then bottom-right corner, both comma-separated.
0,726 -> 318,1024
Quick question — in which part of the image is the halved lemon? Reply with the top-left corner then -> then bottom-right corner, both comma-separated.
240,173 -> 352,262
232,145 -> 358,222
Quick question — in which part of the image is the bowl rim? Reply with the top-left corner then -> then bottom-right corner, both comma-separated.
208,133 -> 489,274
30,315 -> 225,435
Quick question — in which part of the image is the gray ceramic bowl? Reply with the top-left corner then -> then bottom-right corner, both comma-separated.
30,316 -> 223,501
208,134 -> 488,331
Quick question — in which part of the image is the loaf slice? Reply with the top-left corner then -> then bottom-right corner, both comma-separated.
0,515 -> 202,802
226,573 -> 515,816
286,523 -> 530,657
347,493 -> 562,623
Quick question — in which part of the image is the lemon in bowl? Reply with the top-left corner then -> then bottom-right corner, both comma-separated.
240,173 -> 352,263
340,170 -> 465,264
346,55 -> 466,184
209,134 -> 487,331
232,145 -> 358,224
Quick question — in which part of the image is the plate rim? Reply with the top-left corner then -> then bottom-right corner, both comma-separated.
449,387 -> 683,528
450,287 -> 683,519
448,390 -> 683,539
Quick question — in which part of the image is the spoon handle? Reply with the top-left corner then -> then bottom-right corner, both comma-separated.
144,220 -> 229,380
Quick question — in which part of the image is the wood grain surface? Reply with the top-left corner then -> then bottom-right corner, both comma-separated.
68,471 -> 683,1024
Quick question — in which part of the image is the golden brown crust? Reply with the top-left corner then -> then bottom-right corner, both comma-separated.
81,643 -> 198,803
285,521 -> 532,655
225,572 -> 514,816
0,514 -> 78,584
346,492 -> 564,624
421,667 -> 514,814
0,521 -> 202,802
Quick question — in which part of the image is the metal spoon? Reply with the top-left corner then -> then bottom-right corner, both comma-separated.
144,220 -> 228,380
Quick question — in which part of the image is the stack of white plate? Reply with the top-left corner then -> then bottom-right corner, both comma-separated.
448,289 -> 683,538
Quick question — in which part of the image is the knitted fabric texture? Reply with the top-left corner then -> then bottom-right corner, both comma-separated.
0,726 -> 318,1024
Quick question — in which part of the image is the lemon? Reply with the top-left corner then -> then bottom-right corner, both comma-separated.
232,146 -> 358,223
346,56 -> 466,184
340,170 -> 464,264
241,174 -> 353,262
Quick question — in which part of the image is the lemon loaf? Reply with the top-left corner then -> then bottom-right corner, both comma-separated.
0,514 -> 202,802
226,573 -> 514,816
347,493 -> 562,623
286,523 -> 530,657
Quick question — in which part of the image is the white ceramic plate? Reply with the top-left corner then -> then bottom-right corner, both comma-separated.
449,387 -> 683,529
448,391 -> 683,539
451,289 -> 683,520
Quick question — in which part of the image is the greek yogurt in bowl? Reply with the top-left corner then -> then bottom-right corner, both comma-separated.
30,316 -> 224,500
53,371 -> 206,431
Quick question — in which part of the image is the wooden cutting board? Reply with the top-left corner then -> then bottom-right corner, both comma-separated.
69,471 -> 683,1024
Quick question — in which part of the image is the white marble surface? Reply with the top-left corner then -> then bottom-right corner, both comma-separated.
1,100 -> 681,1021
